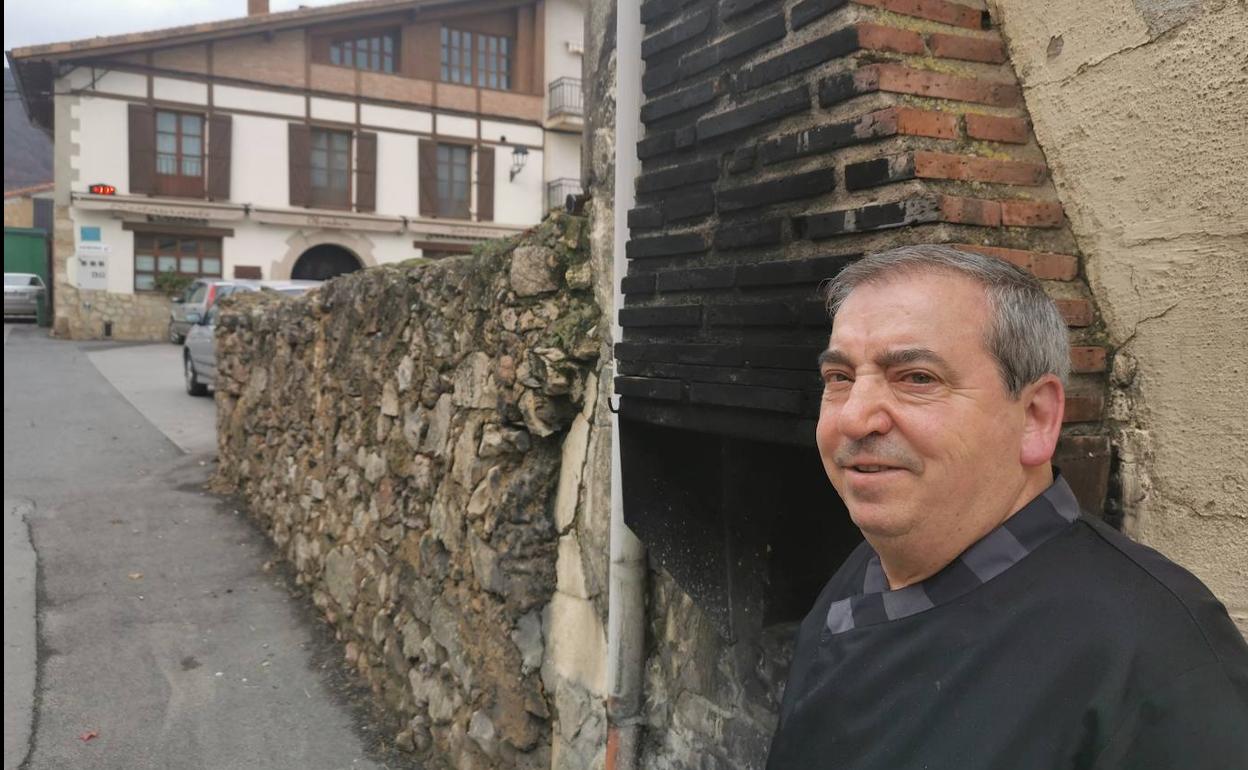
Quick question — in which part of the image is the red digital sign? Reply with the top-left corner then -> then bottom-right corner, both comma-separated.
88,184 -> 117,195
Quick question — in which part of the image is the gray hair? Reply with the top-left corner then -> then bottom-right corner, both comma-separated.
824,244 -> 1070,397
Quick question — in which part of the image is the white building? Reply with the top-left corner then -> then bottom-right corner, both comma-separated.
7,0 -> 585,340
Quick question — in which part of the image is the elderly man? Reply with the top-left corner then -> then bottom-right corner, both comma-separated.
766,245 -> 1248,769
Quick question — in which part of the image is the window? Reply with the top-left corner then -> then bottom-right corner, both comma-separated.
155,110 -> 205,196
436,144 -> 471,219
441,28 -> 511,90
134,234 -> 222,291
329,29 -> 398,73
311,129 -> 352,209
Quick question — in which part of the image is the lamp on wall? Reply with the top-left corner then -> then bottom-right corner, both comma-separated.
509,146 -> 529,182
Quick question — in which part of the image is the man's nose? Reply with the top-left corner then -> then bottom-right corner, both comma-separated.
836,377 -> 894,440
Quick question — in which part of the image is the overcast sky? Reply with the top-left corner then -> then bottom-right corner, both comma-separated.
4,0 -> 351,59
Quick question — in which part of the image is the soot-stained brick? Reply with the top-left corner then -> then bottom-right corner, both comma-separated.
626,232 -> 710,259
733,27 -> 858,93
716,168 -> 837,212
655,265 -> 737,291
637,157 -> 720,194
713,219 -> 784,250
792,0 -> 850,30
641,79 -> 721,123
696,87 -> 810,142
642,7 -> 712,59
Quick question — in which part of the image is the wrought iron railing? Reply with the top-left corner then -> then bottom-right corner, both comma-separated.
547,178 -> 582,212
547,77 -> 583,120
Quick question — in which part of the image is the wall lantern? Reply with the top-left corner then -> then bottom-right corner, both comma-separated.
509,146 -> 529,182
89,183 -> 117,196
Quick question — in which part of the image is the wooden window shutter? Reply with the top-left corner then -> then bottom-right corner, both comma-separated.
477,146 -> 495,222
288,123 -> 312,208
418,139 -> 438,218
128,103 -> 156,195
207,114 -> 232,201
356,131 -> 378,213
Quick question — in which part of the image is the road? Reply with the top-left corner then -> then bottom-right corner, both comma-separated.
3,324 -> 414,770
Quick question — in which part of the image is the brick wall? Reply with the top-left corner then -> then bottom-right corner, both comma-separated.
620,0 -> 1111,516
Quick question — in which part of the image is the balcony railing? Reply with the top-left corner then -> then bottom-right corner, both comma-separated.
547,178 -> 582,212
547,77 -> 583,120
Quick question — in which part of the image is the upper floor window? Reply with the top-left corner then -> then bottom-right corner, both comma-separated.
155,110 -> 204,196
310,129 -> 352,209
329,29 -> 397,73
441,27 -> 511,90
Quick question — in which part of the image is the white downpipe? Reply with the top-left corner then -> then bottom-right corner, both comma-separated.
606,0 -> 646,767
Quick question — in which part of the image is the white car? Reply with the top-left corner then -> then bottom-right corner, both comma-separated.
4,272 -> 46,318
183,280 -> 320,396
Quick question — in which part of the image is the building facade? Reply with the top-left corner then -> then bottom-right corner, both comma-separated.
8,0 -> 586,340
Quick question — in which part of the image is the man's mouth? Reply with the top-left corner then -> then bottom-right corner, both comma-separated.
851,465 -> 892,473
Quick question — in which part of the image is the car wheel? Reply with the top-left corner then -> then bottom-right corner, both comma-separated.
185,354 -> 209,397
169,321 -> 184,345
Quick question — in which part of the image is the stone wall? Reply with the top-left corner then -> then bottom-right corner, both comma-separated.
213,213 -> 612,769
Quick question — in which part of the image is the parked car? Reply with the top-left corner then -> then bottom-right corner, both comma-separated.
169,278 -> 232,344
183,280 -> 321,396
4,272 -> 46,319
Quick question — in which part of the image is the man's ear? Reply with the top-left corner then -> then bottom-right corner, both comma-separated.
1020,374 -> 1065,468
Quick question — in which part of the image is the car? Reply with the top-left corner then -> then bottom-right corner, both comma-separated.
168,278 -> 235,344
4,272 -> 47,319
183,280 -> 321,396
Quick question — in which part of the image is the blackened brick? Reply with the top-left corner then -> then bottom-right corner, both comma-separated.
733,27 -> 858,93
728,144 -> 757,174
638,130 -> 678,160
713,219 -> 783,250
626,232 -> 709,259
664,187 -> 716,221
798,197 -> 939,239
720,0 -> 772,20
637,157 -> 719,194
792,0 -> 849,30
620,273 -> 657,295
706,302 -> 797,326
844,154 -> 916,190
643,61 -> 682,94
741,344 -> 823,369
628,206 -> 664,230
696,86 -> 810,141
619,305 -> 703,327
720,13 -> 788,60
642,8 -> 712,59
689,382 -> 804,413
818,68 -> 880,107
640,0 -> 685,25
614,342 -> 744,367
656,265 -> 736,291
615,376 -> 684,401
641,79 -> 720,123
717,168 -> 837,212
736,254 -> 857,287
760,109 -> 897,165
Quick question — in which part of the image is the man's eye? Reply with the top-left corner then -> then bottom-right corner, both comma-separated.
903,372 -> 936,385
822,371 -> 851,384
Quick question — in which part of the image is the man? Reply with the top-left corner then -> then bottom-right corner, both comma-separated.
766,245 -> 1248,769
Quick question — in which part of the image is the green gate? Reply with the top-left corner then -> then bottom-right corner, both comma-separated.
4,227 -> 52,326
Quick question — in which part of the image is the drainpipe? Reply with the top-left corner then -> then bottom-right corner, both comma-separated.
606,0 -> 646,768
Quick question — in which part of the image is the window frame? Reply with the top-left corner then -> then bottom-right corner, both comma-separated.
434,142 -> 473,220
309,127 -> 354,210
154,108 -> 206,198
441,27 -> 512,91
133,233 -> 223,292
327,27 -> 399,74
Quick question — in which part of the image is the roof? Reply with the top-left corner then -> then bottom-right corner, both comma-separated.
4,183 -> 54,199
4,0 -> 478,131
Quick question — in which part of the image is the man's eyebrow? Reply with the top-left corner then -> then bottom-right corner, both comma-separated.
817,347 -> 952,370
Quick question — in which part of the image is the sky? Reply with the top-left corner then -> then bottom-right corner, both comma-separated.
4,0 -> 351,60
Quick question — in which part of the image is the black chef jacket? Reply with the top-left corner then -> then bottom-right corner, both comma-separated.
767,474 -> 1248,770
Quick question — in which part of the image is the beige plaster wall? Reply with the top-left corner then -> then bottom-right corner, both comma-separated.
991,0 -> 1247,630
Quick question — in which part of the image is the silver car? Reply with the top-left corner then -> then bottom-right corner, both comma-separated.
183,280 -> 321,396
169,278 -> 235,344
4,272 -> 46,318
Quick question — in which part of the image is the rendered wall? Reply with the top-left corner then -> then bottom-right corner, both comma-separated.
992,0 -> 1248,631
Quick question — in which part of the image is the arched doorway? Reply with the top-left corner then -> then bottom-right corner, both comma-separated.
291,244 -> 362,281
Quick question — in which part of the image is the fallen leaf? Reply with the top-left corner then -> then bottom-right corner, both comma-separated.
80,730 -> 99,742
128,572 -> 143,580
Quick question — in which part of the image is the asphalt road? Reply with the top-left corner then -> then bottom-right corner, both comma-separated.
3,325 -> 414,770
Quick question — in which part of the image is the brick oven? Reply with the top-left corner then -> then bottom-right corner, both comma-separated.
615,0 -> 1114,647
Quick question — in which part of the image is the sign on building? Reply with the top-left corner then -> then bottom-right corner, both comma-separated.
75,241 -> 110,290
